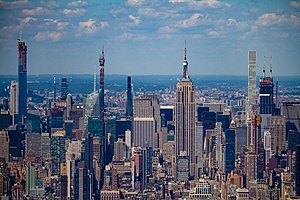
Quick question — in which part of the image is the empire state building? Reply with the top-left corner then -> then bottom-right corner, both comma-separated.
175,44 -> 196,179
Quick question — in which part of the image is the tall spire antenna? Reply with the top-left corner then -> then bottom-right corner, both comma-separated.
270,55 -> 273,79
263,56 -> 266,78
184,40 -> 187,60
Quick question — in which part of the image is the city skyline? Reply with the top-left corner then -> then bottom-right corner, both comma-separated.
0,0 -> 300,76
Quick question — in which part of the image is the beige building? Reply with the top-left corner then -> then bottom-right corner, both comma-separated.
270,115 -> 286,154
0,131 -> 9,162
175,46 -> 196,178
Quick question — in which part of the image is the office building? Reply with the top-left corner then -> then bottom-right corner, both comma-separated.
126,76 -> 133,118
225,129 -> 235,175
133,117 -> 155,148
17,40 -> 27,123
9,80 -> 18,124
270,115 -> 286,154
50,131 -> 66,175
134,94 -> 161,149
84,91 -> 100,134
61,78 -> 69,101
25,133 -> 41,158
0,131 -> 9,162
41,133 -> 51,159
175,45 -> 196,178
113,138 -> 126,161
116,118 -> 132,141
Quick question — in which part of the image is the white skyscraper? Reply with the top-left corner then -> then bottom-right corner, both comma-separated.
247,50 -> 257,119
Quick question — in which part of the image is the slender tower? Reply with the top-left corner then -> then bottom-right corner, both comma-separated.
99,47 -> 105,121
175,42 -> 196,179
18,40 -> 27,123
126,76 -> 133,118
99,46 -> 107,188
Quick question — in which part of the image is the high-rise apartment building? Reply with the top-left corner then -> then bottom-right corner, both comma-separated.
10,80 -> 18,124
126,76 -> 133,118
17,40 -> 27,123
247,50 -> 256,119
175,45 -> 196,178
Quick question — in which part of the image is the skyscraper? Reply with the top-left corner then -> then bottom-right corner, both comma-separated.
259,61 -> 274,115
61,78 -> 69,101
126,76 -> 133,118
247,50 -> 256,119
17,40 -> 27,123
10,80 -> 18,124
175,44 -> 196,178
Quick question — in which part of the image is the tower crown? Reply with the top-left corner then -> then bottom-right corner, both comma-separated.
99,46 -> 105,67
182,41 -> 189,80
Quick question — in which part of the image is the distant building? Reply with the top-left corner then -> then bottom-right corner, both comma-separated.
26,133 -> 41,158
225,129 -> 235,175
189,179 -> 212,199
134,94 -> 160,149
9,80 -> 18,124
61,78 -> 69,101
50,131 -> 66,175
126,76 -> 133,118
0,131 -> 9,162
133,117 -> 155,148
17,40 -> 27,123
247,50 -> 256,119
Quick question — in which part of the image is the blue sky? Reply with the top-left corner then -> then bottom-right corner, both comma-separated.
0,0 -> 299,76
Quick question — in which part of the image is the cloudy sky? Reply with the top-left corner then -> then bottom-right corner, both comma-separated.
0,0 -> 300,76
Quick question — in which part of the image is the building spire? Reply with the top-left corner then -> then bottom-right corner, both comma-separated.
182,40 -> 189,79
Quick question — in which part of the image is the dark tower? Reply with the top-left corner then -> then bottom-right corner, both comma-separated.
17,40 -> 27,123
61,78 -> 69,100
259,57 -> 275,115
126,76 -> 133,118
99,46 -> 106,188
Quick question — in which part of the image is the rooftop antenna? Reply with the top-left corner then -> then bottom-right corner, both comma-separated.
276,80 -> 279,107
263,56 -> 266,78
184,40 -> 187,60
93,65 -> 96,93
269,55 -> 273,79
19,28 -> 23,41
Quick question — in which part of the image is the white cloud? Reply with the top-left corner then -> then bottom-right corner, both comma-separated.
256,13 -> 288,26
128,15 -> 140,25
291,15 -> 300,27
176,13 -> 204,28
207,30 -> 219,37
68,0 -> 88,7
169,0 -> 230,9
63,8 -> 86,17
128,0 -> 144,6
44,19 -> 69,30
34,31 -> 63,41
117,32 -> 146,41
77,18 -> 108,35
138,8 -> 160,18
0,0 -> 28,9
22,7 -> 48,15
289,1 -> 300,9
159,26 -> 176,34
18,17 -> 37,24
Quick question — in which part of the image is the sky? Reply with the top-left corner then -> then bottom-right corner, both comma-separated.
0,0 -> 300,76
